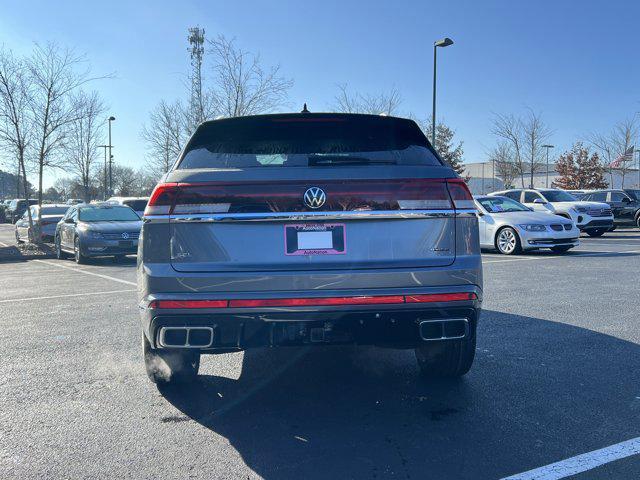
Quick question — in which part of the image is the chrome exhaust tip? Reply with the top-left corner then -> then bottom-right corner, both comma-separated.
418,318 -> 469,341
158,327 -> 214,348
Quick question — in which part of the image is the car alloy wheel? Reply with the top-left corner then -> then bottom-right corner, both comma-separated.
496,227 -> 519,254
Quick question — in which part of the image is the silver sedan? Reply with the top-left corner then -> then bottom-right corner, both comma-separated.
475,195 -> 579,255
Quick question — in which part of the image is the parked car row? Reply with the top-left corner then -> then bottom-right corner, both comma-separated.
8,198 -> 149,263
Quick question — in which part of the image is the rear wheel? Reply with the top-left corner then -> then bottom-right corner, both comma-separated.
495,227 -> 521,255
74,237 -> 88,264
142,332 -> 200,384
415,323 -> 476,378
636,215 -> 640,229
550,245 -> 573,253
586,229 -> 606,237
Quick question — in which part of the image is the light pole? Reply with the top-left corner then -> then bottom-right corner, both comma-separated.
97,145 -> 114,200
107,116 -> 115,196
432,37 -> 454,147
542,144 -> 554,188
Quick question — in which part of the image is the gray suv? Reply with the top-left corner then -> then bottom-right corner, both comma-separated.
138,113 -> 482,384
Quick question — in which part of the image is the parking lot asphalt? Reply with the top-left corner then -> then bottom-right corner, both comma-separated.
0,224 -> 639,479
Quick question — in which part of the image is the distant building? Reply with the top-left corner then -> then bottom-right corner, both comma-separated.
463,161 -> 640,194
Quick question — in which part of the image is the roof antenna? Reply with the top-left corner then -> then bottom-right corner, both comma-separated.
301,103 -> 310,113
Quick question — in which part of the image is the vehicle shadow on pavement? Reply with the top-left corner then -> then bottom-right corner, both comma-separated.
159,310 -> 640,479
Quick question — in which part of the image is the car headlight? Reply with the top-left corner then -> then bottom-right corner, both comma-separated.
518,224 -> 547,232
86,230 -> 103,239
573,206 -> 588,213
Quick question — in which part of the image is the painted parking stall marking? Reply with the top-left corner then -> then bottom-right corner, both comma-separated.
502,436 -> 640,480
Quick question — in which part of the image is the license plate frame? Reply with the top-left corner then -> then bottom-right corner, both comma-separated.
284,223 -> 346,256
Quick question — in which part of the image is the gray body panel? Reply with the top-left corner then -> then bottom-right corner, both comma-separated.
137,116 -> 483,350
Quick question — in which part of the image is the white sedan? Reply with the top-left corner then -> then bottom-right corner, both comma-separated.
475,195 -> 579,255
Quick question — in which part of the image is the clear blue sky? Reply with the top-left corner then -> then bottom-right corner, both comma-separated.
1,0 -> 639,188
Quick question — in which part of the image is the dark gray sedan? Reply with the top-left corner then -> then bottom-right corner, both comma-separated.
55,203 -> 142,263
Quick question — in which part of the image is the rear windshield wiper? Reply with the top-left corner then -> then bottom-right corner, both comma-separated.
308,155 -> 396,166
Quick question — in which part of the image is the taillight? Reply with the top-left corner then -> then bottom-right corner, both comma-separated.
405,292 -> 477,303
144,183 -> 178,216
228,296 -> 405,308
149,293 -> 476,309
446,179 -> 475,209
150,300 -> 227,309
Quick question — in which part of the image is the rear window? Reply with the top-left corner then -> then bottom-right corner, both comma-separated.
178,114 -> 442,169
78,206 -> 140,222
123,200 -> 148,211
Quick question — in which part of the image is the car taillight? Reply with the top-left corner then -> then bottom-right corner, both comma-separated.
405,292 -> 477,303
149,300 -> 228,309
144,183 -> 178,216
228,296 -> 406,308
446,179 -> 475,209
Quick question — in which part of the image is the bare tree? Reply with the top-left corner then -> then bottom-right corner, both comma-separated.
0,48 -> 36,235
487,142 -> 518,189
64,90 -> 106,202
27,43 -> 105,207
208,35 -> 293,117
141,99 -> 188,178
521,109 -> 552,188
491,113 -> 525,187
589,116 -> 639,188
333,84 -> 402,116
491,110 -> 551,188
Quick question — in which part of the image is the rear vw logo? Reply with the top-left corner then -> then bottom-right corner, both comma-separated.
303,187 -> 326,209
121,232 -> 130,239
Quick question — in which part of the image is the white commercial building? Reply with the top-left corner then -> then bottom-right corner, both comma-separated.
463,161 -> 640,195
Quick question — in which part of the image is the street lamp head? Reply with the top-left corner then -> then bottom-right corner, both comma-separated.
541,144 -> 555,149
434,37 -> 454,48
108,116 -> 116,121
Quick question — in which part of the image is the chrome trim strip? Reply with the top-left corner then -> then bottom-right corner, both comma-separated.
144,209 -> 477,223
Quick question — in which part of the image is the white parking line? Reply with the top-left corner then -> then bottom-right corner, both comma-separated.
501,436 -> 640,479
34,259 -> 136,286
0,289 -> 135,304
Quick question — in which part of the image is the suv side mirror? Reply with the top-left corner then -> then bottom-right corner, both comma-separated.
533,198 -> 547,204
622,197 -> 631,203
64,217 -> 75,224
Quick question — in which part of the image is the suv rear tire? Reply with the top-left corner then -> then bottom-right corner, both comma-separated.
415,322 -> 476,378
142,332 -> 200,384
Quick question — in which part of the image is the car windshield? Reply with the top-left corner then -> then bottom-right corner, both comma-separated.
541,190 -> 577,202
78,206 -> 140,222
123,199 -> 148,212
178,115 -> 442,169
478,197 -> 530,213
41,207 -> 69,215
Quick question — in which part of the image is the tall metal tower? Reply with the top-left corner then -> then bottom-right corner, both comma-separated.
188,27 -> 205,126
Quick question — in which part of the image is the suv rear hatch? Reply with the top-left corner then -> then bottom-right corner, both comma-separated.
144,113 -> 473,273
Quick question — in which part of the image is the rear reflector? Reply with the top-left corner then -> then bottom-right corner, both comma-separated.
405,292 -> 477,303
228,296 -> 406,308
150,293 -> 476,309
151,300 -> 228,309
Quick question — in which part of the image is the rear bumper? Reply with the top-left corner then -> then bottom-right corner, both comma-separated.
140,289 -> 482,351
